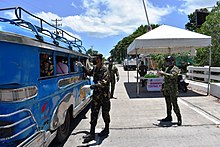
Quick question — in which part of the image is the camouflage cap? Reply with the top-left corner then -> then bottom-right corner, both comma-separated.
165,55 -> 175,61
91,53 -> 103,60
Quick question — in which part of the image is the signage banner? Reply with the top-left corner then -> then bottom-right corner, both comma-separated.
147,78 -> 164,91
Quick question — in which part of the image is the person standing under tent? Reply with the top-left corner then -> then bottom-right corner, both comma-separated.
138,61 -> 148,87
158,56 -> 182,126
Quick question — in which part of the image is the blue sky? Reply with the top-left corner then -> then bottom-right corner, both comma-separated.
1,0 -> 218,57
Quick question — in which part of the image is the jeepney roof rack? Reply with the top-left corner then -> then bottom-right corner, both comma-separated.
0,7 -> 86,53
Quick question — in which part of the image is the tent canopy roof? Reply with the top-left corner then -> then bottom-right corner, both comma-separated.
127,25 -> 212,55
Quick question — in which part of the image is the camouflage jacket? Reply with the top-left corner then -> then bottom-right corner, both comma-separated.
85,64 -> 110,96
108,64 -> 119,80
138,65 -> 148,77
163,65 -> 180,90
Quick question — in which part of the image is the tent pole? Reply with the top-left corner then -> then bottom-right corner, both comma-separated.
127,70 -> 130,83
127,54 -> 130,83
136,49 -> 140,97
207,45 -> 212,95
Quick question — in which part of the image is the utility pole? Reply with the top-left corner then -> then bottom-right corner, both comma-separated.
51,19 -> 62,34
142,0 -> 152,31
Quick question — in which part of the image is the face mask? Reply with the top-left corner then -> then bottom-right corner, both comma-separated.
92,58 -> 97,65
166,61 -> 173,66
92,59 -> 97,65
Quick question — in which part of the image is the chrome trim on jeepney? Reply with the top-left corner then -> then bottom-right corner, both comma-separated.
17,129 -> 57,147
0,109 -> 39,142
0,86 -> 38,102
58,76 -> 81,88
17,130 -> 46,147
50,93 -> 73,130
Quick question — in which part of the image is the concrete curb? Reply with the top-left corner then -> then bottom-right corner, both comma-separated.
186,79 -> 220,98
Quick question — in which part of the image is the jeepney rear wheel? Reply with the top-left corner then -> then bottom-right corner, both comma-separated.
55,110 -> 71,143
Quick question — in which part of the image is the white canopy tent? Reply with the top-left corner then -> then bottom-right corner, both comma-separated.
127,25 -> 212,96
128,25 -> 211,55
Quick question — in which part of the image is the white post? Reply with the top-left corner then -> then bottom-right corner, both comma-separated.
204,66 -> 209,82
207,45 -> 212,95
136,49 -> 140,97
142,0 -> 152,31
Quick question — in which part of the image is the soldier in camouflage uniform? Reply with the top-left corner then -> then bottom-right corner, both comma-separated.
138,61 -> 148,87
79,54 -> 111,143
158,56 -> 182,126
108,59 -> 119,98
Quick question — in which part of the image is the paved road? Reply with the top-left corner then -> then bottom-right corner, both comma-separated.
51,64 -> 220,147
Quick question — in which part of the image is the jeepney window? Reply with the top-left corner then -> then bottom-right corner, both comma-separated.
40,53 -> 54,77
78,58 -> 86,72
70,57 -> 78,73
56,56 -> 68,74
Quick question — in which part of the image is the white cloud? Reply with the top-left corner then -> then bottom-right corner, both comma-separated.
35,11 -> 61,22
3,11 -> 17,19
76,0 -> 175,37
34,12 -> 81,40
178,0 -> 217,14
71,2 -> 77,8
32,0 -> 175,38
3,0 -> 218,39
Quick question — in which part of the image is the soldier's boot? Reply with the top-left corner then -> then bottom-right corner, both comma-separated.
177,114 -> 182,126
161,115 -> 172,122
83,126 -> 95,143
98,123 -> 109,137
83,134 -> 95,143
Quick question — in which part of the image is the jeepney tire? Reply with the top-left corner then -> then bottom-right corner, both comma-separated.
55,110 -> 71,143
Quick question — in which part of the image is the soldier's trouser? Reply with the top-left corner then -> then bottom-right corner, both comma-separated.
164,93 -> 181,118
90,98 -> 111,133
110,80 -> 116,97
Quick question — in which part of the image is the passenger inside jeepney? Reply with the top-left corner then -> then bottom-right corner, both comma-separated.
40,53 -> 54,77
70,58 -> 78,72
138,61 -> 148,87
56,56 -> 68,74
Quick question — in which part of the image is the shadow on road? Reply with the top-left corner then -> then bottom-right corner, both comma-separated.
75,134 -> 109,147
153,120 -> 179,127
124,82 -> 204,99
124,82 -> 163,99
178,89 -> 205,97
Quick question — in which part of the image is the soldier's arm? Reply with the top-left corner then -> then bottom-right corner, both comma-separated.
162,67 -> 179,79
115,66 -> 119,81
78,62 -> 93,76
114,66 -> 119,77
83,66 -> 93,76
91,67 -> 110,89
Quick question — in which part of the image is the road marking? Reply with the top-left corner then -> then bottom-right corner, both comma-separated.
179,98 -> 220,125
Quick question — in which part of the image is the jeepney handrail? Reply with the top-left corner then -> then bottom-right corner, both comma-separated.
0,7 -> 86,52
40,28 -> 59,46
0,17 -> 18,26
0,109 -> 39,141
14,7 -> 83,47
55,35 -> 72,49
16,20 -> 44,41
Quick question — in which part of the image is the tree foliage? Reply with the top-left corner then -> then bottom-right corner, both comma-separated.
185,5 -> 220,67
111,3 -> 220,68
198,5 -> 220,67
86,48 -> 98,56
